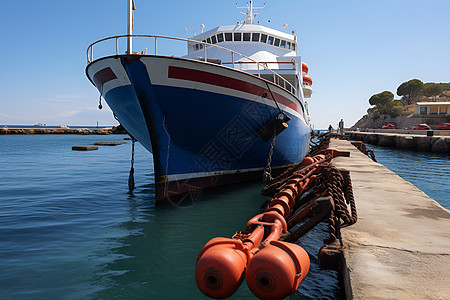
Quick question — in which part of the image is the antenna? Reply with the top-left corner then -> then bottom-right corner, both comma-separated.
200,24 -> 205,33
236,1 -> 265,24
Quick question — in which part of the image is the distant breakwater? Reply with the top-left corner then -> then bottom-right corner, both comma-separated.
0,127 -> 124,135
346,130 -> 450,153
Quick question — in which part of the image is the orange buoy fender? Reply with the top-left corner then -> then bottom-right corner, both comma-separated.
300,156 -> 314,166
245,241 -> 310,300
303,75 -> 313,86
301,62 -> 309,74
195,237 -> 248,299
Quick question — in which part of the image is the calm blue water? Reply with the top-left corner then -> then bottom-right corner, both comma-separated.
0,135 -> 342,299
363,143 -> 449,210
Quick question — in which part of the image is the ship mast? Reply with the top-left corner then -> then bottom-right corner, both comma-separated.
237,1 -> 265,24
127,0 -> 136,54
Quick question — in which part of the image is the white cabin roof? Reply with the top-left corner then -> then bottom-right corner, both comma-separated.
193,24 -> 296,42
185,23 -> 298,59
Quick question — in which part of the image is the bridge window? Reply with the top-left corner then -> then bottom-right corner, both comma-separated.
234,32 -> 242,41
267,36 -> 274,45
206,37 -> 211,44
217,33 -> 224,43
292,43 -> 296,51
211,35 -> 217,44
243,33 -> 251,41
274,38 -> 280,47
252,33 -> 260,42
260,34 -> 268,43
225,32 -> 232,41
280,40 -> 286,48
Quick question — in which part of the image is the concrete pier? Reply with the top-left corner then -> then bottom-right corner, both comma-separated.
346,131 -> 450,153
330,139 -> 450,299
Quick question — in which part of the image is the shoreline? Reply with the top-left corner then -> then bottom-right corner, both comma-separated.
0,127 -> 123,135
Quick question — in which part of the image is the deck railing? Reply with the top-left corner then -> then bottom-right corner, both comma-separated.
86,34 -> 297,96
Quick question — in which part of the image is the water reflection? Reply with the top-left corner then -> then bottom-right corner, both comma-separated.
90,180 -> 344,299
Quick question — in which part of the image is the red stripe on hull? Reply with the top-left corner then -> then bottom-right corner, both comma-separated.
168,66 -> 299,112
93,67 -> 117,90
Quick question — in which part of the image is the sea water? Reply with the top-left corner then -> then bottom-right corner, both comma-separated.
0,135 -> 342,299
365,143 -> 449,210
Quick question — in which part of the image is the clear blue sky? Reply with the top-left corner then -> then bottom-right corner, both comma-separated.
0,0 -> 449,128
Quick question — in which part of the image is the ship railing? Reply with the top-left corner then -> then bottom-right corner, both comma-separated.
86,34 -> 297,96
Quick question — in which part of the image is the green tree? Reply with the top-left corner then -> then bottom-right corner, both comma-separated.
390,106 -> 403,117
369,91 -> 394,114
392,100 -> 403,107
423,82 -> 443,101
397,79 -> 423,105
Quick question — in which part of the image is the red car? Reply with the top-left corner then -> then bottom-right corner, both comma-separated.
436,123 -> 450,130
382,123 -> 396,129
409,124 -> 431,130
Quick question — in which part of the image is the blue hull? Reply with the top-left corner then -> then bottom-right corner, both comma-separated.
86,55 -> 311,202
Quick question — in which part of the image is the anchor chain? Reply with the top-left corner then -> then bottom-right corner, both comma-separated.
263,126 -> 277,184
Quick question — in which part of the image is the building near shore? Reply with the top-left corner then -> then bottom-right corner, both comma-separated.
415,102 -> 450,116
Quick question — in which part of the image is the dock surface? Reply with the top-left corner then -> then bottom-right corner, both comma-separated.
330,139 -> 450,299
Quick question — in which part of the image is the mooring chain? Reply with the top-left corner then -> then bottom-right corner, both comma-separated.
312,165 -> 357,244
342,171 -> 357,225
263,126 -> 277,184
309,133 -> 330,156
351,141 -> 377,162
261,161 -> 325,197
325,212 -> 337,244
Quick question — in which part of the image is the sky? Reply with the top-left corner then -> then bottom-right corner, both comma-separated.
0,0 -> 449,129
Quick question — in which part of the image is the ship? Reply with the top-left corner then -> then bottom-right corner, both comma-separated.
85,1 -> 313,203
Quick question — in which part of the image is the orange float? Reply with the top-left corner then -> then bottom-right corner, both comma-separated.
195,152 -> 349,299
195,238 -> 249,299
301,61 -> 309,74
303,75 -> 313,86
246,241 -> 310,300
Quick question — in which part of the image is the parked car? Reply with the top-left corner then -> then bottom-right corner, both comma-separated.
382,123 -> 396,129
436,123 -> 450,130
409,124 -> 431,130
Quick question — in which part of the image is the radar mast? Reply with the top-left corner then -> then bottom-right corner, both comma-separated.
236,1 -> 265,24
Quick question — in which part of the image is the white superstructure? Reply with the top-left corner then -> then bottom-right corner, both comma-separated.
183,1 -> 312,99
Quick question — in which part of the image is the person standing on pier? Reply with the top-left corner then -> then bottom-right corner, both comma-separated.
338,119 -> 344,134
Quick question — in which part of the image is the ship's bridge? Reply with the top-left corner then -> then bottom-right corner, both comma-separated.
183,24 -> 302,96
